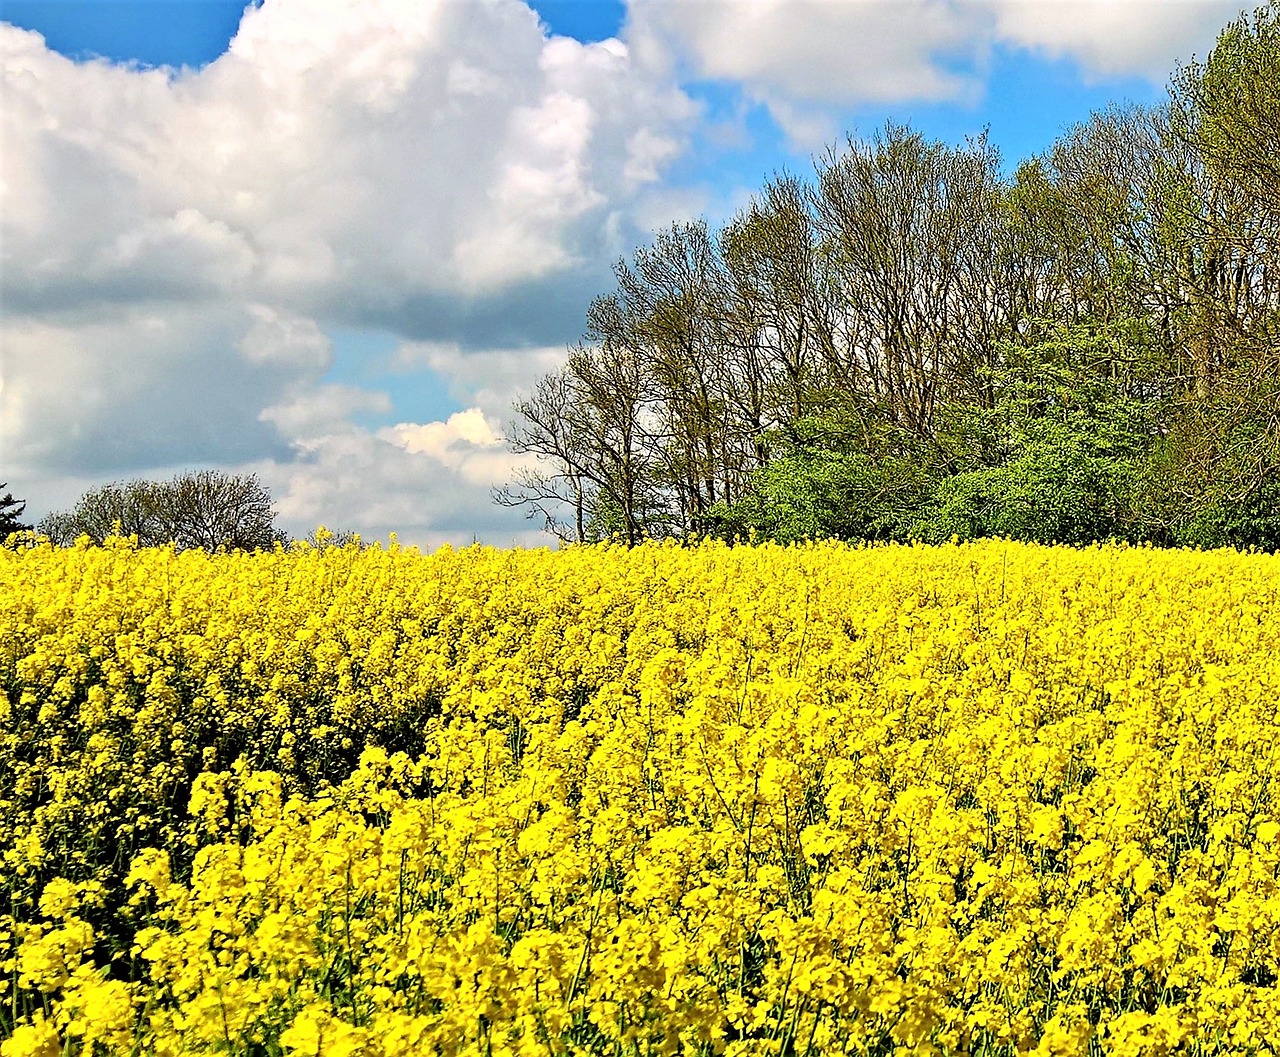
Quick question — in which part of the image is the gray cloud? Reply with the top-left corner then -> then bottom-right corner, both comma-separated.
1,304 -> 300,475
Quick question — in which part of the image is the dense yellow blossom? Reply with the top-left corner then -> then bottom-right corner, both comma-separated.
2,536 -> 1280,1054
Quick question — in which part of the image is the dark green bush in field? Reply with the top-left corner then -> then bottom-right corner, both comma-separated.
704,448 -> 931,543
909,439 -> 1140,545
909,332 -> 1155,545
700,403 -> 934,543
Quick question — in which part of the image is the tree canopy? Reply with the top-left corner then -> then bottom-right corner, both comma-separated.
38,471 -> 285,552
499,4 -> 1280,551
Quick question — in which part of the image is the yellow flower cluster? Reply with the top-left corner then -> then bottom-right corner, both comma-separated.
3,536 -> 1280,1055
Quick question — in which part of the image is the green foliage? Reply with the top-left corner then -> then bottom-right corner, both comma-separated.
582,484 -> 671,544
702,402 -> 936,543
940,326 -> 1158,465
713,327 -> 1163,548
912,328 -> 1156,545
1139,379 -> 1280,550
1175,0 -> 1280,209
910,439 -> 1141,546
703,448 -> 927,544
1168,483 -> 1280,552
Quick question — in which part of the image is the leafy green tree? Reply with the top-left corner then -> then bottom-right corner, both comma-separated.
911,439 -> 1139,546
1139,377 -> 1280,550
701,398 -> 935,543
1174,0 -> 1280,216
701,447 -> 929,544
1162,3 -> 1280,399
912,327 -> 1157,545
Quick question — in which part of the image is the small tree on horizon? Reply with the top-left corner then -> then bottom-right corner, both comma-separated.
0,483 -> 30,539
37,471 -> 283,551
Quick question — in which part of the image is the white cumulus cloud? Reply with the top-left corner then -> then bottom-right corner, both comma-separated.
1,0 -> 697,319
0,0 -> 697,542
989,0 -> 1240,81
625,0 -> 1234,146
628,0 -> 981,105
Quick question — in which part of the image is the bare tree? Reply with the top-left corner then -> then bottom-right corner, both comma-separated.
495,366 -> 593,543
811,124 -> 1012,435
38,471 -> 282,551
721,175 -> 833,442
496,341 -> 661,545
39,480 -> 157,543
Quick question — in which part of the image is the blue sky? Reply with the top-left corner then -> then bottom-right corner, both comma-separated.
0,0 -> 1242,545
0,1 -> 1173,179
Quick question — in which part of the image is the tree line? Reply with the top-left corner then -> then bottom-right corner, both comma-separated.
0,471 -> 291,552
497,3 -> 1280,550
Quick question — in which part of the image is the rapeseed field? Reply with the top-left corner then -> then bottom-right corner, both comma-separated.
2,536 -> 1278,1055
